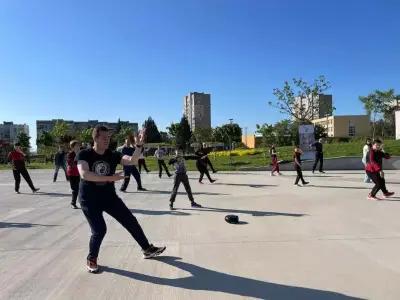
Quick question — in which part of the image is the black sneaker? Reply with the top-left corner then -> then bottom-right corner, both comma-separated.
120,189 -> 126,193
302,182 -> 309,185
210,179 -> 216,183
191,202 -> 202,208
168,174 -> 172,178
32,188 -> 40,193
143,244 -> 166,259
87,257 -> 99,273
15,190 -> 20,194
169,202 -> 174,210
137,187 -> 147,191
71,204 -> 79,209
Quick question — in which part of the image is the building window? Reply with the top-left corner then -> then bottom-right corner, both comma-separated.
349,123 -> 355,136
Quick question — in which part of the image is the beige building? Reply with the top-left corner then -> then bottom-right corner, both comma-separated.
242,135 -> 263,149
311,115 -> 370,137
183,92 -> 211,130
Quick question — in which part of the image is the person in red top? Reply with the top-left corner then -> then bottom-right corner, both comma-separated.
365,139 -> 394,200
67,140 -> 81,209
8,143 -> 39,194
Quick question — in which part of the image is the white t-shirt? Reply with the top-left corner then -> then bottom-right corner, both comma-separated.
362,144 -> 370,164
155,149 -> 165,159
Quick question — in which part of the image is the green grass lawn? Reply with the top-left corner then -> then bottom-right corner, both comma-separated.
1,140 -> 400,171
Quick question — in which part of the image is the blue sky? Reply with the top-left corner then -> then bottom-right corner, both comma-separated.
0,0 -> 399,148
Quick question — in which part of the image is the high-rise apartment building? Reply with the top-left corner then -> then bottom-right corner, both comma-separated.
183,92 -> 211,130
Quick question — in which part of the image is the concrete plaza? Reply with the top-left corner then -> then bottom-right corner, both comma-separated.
1,169 -> 400,299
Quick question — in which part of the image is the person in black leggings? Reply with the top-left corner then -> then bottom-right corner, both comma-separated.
195,146 -> 216,184
138,147 -> 150,173
293,146 -> 309,186
8,143 -> 40,193
67,140 -> 81,209
365,139 -> 394,200
119,136 -> 147,192
77,125 -> 165,273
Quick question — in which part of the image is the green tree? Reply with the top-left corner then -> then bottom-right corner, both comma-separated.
51,120 -> 71,143
212,123 -> 242,148
314,124 -> 327,139
359,89 -> 397,138
269,76 -> 331,123
166,122 -> 181,144
256,123 -> 276,146
16,132 -> 31,153
193,127 -> 213,143
37,131 -> 54,147
167,123 -> 180,137
176,116 -> 192,150
79,128 -> 93,144
115,125 -> 135,145
142,116 -> 161,143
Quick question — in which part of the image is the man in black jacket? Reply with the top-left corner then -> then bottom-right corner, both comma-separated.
53,146 -> 68,182
311,138 -> 324,173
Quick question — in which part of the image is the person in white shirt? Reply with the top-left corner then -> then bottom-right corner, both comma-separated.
154,145 -> 172,178
362,138 -> 372,183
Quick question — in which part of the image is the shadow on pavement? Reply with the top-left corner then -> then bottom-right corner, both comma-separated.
129,209 -> 191,216
0,222 -> 59,229
102,256 -> 364,300
124,190 -> 229,196
212,183 -> 277,188
307,185 -> 370,190
21,192 -> 71,197
179,206 -> 306,217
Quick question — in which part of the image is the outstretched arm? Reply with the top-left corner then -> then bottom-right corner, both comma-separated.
184,155 -> 199,160
168,158 -> 177,165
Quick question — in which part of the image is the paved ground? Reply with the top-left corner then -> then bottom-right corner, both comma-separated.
1,169 -> 400,300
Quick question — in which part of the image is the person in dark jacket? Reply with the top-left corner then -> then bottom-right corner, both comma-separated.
293,146 -> 309,186
138,146 -> 150,173
119,135 -> 147,192
195,144 -> 217,173
168,147 -> 202,210
8,143 -> 40,193
67,140 -> 80,209
195,146 -> 216,184
53,146 -> 68,182
311,138 -> 325,173
365,139 -> 394,200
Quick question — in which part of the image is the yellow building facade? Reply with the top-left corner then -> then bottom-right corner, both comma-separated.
311,115 -> 370,137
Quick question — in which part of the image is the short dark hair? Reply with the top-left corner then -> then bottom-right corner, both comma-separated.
373,139 -> 382,144
92,125 -> 110,140
14,142 -> 21,147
